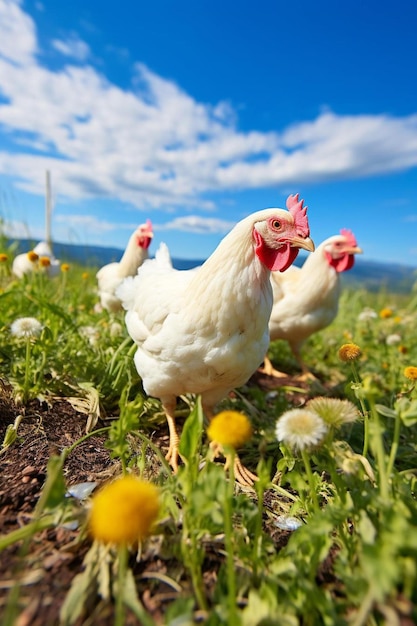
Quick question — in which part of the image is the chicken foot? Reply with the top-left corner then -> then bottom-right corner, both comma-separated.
258,355 -> 288,378
209,441 -> 258,487
163,401 -> 181,472
259,353 -> 317,381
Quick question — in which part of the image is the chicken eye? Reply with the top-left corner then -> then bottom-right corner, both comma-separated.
272,219 -> 281,230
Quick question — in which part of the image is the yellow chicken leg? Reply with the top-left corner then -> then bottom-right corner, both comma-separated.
163,401 -> 181,472
258,354 -> 288,378
209,440 -> 258,487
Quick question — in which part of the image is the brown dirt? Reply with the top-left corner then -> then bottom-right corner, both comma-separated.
0,373 -> 320,625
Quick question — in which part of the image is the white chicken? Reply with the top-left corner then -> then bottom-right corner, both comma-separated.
12,241 -> 60,278
260,229 -> 362,379
117,195 -> 315,484
96,220 -> 153,312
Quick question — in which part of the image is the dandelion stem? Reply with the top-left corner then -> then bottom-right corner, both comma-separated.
370,405 -> 390,501
23,337 -> 31,404
350,361 -> 370,457
115,544 -> 128,626
300,449 -> 319,513
224,449 -> 238,622
386,410 -> 401,479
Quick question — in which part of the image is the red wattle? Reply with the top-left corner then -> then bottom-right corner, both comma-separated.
137,236 -> 152,249
326,253 -> 355,273
256,240 -> 299,272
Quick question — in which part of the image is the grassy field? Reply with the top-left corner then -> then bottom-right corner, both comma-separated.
0,246 -> 417,625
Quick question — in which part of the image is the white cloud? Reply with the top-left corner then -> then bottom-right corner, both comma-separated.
3,218 -> 44,240
156,215 -> 236,234
0,0 -> 37,65
51,34 -> 90,61
0,0 -> 417,217
54,214 -> 128,233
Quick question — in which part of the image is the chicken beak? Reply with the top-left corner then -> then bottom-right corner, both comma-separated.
351,246 -> 363,254
292,235 -> 315,253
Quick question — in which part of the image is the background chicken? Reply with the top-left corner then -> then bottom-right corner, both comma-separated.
117,194 -> 314,483
260,229 -> 362,379
96,220 -> 153,312
12,241 -> 60,278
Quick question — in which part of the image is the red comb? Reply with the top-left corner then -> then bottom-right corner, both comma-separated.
286,193 -> 310,237
340,228 -> 357,247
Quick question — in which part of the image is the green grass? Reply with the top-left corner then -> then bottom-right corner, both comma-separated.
1,248 -> 417,625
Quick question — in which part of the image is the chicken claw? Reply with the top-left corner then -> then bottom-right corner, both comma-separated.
164,408 -> 181,472
210,441 -> 258,487
258,355 -> 288,378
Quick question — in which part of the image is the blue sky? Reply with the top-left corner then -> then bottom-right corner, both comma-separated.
0,0 -> 416,266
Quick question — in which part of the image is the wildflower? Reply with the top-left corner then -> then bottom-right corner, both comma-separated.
39,256 -> 51,268
307,397 -> 359,429
79,325 -> 99,346
386,333 -> 401,346
61,263 -> 70,272
27,250 -> 38,262
275,408 -> 328,451
110,322 -> 123,337
0,253 -> 8,262
207,410 -> 253,449
89,475 -> 160,545
358,307 -> 377,322
380,307 -> 393,319
10,317 -> 43,339
404,366 -> 417,381
338,343 -> 362,362
82,272 -> 89,280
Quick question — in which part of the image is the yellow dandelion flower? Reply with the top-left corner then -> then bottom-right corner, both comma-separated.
0,253 -> 8,262
338,343 -> 362,362
61,263 -> 70,272
89,475 -> 160,545
207,410 -> 253,449
380,307 -> 393,319
39,256 -> 51,268
399,345 -> 408,354
82,272 -> 89,280
404,366 -> 417,381
27,250 -> 39,262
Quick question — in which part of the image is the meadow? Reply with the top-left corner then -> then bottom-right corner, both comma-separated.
0,243 -> 417,626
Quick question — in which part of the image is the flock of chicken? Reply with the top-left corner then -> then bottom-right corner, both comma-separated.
12,195 -> 362,484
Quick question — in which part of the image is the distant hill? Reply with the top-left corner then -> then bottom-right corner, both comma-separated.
6,238 -> 417,293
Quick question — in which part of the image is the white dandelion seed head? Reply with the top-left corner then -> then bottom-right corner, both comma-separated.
275,408 -> 328,451
10,317 -> 43,339
386,333 -> 401,346
307,397 -> 360,429
79,325 -> 99,346
358,308 -> 378,322
109,322 -> 123,338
